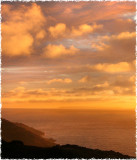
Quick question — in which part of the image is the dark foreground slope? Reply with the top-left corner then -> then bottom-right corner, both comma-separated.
2,118 -> 56,147
2,140 -> 133,159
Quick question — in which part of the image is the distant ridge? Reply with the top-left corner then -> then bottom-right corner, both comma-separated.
2,118 -> 56,147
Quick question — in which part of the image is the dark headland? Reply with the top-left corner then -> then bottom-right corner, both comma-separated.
1,118 -> 134,159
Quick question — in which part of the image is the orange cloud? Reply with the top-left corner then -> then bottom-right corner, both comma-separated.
129,75 -> 135,82
36,30 -> 46,40
43,44 -> 79,58
48,23 -> 103,38
93,61 -> 133,73
19,81 -> 28,85
2,2 -> 136,110
92,32 -> 136,51
2,3 -> 46,56
71,23 -> 103,36
114,32 -> 136,39
105,32 -> 136,40
3,33 -> 33,56
43,2 -> 135,26
95,81 -> 109,88
47,78 -> 72,84
78,76 -> 91,83
2,82 -> 135,106
91,42 -> 109,51
48,23 -> 67,38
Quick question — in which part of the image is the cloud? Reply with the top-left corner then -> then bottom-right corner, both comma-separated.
3,33 -> 34,56
69,60 -> 135,74
47,78 -> 72,84
95,81 -> 109,88
92,61 -> 134,73
77,74 -> 135,96
2,87 -> 81,103
90,31 -> 136,64
112,77 -> 135,95
78,75 -> 91,83
2,3 -> 46,56
43,44 -> 79,58
92,32 -> 136,51
91,42 -> 109,51
0,86 -> 120,103
36,30 -> 46,40
42,2 -> 135,26
102,18 -> 135,34
52,60 -> 134,75
48,23 -> 103,38
71,23 -> 103,36
2,71 -> 135,106
111,74 -> 135,88
19,81 -> 28,85
129,75 -> 135,82
48,23 -> 67,38
108,31 -> 136,40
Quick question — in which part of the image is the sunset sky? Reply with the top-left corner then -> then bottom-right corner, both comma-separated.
2,2 -> 136,110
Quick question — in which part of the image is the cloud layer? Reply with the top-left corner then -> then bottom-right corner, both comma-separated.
2,2 -> 136,109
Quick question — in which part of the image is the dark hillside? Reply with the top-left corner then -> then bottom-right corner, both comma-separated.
2,118 -> 56,147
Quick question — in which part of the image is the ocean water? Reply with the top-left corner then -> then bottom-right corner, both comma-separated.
2,108 -> 136,157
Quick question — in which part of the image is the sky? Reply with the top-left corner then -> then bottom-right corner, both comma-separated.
1,2 -> 136,110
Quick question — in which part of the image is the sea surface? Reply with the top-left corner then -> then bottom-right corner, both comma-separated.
2,108 -> 136,157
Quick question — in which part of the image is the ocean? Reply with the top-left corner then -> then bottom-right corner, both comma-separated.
2,108 -> 136,157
